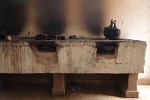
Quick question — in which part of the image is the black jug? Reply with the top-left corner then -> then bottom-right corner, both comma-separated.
104,19 -> 121,40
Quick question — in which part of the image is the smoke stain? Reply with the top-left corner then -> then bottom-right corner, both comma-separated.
0,0 -> 27,35
37,0 -> 66,35
80,0 -> 104,35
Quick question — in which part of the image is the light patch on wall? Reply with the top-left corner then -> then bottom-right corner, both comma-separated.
100,0 -> 150,84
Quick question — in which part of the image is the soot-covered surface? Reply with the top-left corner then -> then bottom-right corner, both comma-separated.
0,0 -> 27,35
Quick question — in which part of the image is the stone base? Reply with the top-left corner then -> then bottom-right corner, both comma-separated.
125,91 -> 139,98
52,89 -> 65,96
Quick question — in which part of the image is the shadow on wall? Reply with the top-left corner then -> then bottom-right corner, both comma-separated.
36,0 -> 66,35
80,0 -> 105,35
0,0 -> 27,35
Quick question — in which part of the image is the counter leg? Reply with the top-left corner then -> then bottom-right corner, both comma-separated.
118,74 -> 139,98
52,74 -> 65,96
